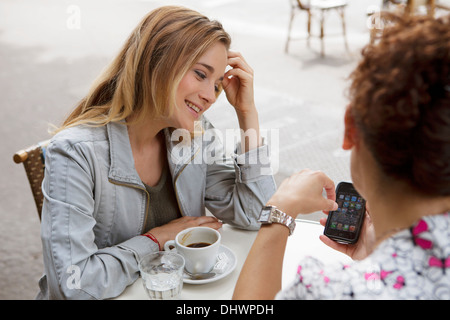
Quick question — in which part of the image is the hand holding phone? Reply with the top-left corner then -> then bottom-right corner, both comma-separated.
320,214 -> 375,261
323,182 -> 366,244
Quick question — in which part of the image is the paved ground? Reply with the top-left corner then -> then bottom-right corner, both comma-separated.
0,0 -> 379,299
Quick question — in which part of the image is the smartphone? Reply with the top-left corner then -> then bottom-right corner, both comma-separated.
324,182 -> 366,244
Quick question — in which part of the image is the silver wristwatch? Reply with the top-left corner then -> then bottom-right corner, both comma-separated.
258,205 -> 296,236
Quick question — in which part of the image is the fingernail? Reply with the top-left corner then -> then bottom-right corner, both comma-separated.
333,202 -> 338,210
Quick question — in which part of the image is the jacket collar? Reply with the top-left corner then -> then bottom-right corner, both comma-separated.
163,127 -> 201,180
106,120 -> 201,186
107,121 -> 143,187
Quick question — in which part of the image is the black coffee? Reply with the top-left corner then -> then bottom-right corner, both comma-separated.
187,242 -> 211,248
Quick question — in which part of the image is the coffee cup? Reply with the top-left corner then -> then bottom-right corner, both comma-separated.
164,227 -> 221,274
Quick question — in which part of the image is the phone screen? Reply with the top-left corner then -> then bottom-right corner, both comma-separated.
324,182 -> 366,244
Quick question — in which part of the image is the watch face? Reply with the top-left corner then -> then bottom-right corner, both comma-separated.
259,206 -> 273,222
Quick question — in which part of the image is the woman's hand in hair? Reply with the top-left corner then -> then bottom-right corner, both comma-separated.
223,51 -> 261,152
223,51 -> 255,115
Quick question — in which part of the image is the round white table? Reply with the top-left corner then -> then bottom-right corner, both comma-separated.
115,219 -> 351,300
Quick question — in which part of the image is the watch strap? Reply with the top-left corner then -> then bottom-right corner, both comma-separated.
259,205 -> 296,235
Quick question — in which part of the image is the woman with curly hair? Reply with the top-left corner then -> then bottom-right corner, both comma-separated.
234,13 -> 450,299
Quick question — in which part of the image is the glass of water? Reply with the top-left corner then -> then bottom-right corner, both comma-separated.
138,251 -> 185,300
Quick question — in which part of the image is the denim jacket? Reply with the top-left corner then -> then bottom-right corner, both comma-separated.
37,117 -> 276,299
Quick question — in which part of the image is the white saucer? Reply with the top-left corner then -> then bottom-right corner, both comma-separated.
183,245 -> 236,284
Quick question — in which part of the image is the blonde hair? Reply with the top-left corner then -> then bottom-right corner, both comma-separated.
54,6 -> 231,133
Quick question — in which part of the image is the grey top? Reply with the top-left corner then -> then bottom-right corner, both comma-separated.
142,164 -> 181,232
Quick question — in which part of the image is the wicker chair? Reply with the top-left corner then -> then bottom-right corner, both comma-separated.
13,140 -> 50,220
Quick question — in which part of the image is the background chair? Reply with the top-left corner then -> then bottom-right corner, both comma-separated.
13,140 -> 49,220
370,0 -> 441,44
382,0 -> 436,15
285,0 -> 349,57
436,0 -> 450,12
405,0 -> 436,15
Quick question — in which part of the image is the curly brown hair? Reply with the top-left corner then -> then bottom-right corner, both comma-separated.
349,13 -> 450,196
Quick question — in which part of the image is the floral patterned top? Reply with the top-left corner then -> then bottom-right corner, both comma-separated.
276,212 -> 450,299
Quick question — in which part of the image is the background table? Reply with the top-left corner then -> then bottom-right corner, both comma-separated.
116,219 -> 351,300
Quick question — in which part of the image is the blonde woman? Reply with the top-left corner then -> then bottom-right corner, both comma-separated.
37,6 -> 276,299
